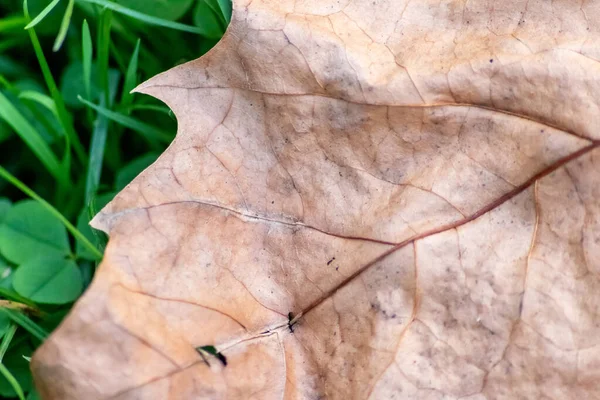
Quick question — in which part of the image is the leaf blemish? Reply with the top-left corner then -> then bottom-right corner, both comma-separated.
288,312 -> 299,333
196,345 -> 227,367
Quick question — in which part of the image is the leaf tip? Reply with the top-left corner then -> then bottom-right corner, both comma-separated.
89,212 -> 110,234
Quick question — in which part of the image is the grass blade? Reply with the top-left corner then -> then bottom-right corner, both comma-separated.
203,0 -> 228,28
53,0 -> 75,52
108,42 -> 127,72
17,90 -> 64,142
0,15 -> 27,32
24,0 -> 62,30
0,324 -> 18,361
23,0 -> 87,166
126,104 -> 171,114
120,38 -> 140,108
84,112 -> 108,205
216,0 -> 232,22
0,363 -> 25,400
82,19 -> 93,124
97,8 -> 112,107
0,75 -> 13,90
0,92 -> 66,185
79,96 -> 173,143
0,289 -> 38,310
0,309 -> 48,342
76,0 -> 207,34
17,91 -> 59,118
0,166 -> 103,260
82,20 -> 93,103
77,1 -> 139,47
86,18 -> 119,204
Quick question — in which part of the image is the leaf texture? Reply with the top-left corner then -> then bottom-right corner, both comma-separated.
32,0 -> 600,399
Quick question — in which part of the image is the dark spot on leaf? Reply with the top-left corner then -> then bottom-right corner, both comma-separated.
288,312 -> 297,333
215,353 -> 227,366
518,294 -> 524,315
196,345 -> 227,367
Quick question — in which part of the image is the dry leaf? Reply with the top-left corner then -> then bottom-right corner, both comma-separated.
32,0 -> 600,398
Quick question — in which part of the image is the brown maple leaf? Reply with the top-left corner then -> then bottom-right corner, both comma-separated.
32,0 -> 600,398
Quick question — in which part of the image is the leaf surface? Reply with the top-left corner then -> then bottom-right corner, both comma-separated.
32,1 -> 600,399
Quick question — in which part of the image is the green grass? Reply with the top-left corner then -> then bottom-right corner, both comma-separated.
0,0 -> 230,397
